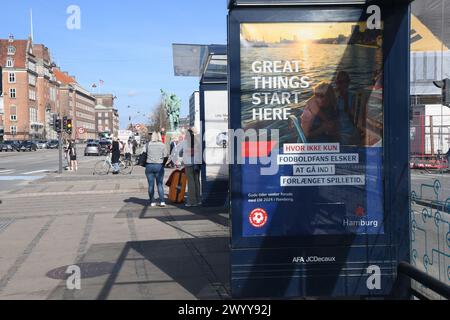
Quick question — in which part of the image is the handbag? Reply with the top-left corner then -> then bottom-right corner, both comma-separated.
138,143 -> 148,167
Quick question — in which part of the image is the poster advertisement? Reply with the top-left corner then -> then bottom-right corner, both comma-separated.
240,22 -> 384,236
204,90 -> 229,181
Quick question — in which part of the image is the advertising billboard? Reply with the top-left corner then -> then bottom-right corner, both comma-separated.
239,21 -> 384,237
204,90 -> 229,182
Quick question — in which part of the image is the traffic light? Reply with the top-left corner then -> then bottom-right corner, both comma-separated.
63,116 -> 68,131
67,119 -> 73,135
52,114 -> 57,130
433,78 -> 450,107
55,119 -> 62,133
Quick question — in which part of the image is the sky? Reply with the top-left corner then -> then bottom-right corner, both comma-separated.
0,0 -> 228,129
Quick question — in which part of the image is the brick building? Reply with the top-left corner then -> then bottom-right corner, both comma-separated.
0,35 -> 61,141
53,68 -> 97,140
0,36 -> 38,140
93,94 -> 120,137
33,44 -> 60,140
0,77 -> 3,140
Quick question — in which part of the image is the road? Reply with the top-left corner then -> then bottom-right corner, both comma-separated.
0,146 -> 101,192
0,149 -> 60,192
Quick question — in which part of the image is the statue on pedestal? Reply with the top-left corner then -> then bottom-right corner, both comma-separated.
161,89 -> 181,133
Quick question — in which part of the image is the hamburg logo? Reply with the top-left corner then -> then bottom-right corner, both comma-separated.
249,208 -> 268,228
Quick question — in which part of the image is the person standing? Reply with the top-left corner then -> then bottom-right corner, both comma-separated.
64,139 -> 71,170
68,140 -> 78,172
124,139 -> 133,161
132,139 -> 138,156
111,137 -> 121,175
145,132 -> 168,207
179,128 -> 202,207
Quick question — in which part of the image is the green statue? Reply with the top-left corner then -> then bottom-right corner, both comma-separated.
161,89 -> 181,132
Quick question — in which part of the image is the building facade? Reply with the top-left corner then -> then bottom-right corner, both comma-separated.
54,68 -> 97,140
33,44 -> 60,140
0,35 -> 62,141
94,94 -> 119,137
0,83 -> 3,141
0,36 -> 37,140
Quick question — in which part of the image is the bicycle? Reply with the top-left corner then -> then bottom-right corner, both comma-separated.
93,153 -> 134,175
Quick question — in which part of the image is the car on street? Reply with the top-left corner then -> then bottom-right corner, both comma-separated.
0,141 -> 21,152
98,141 -> 112,156
35,140 -> 48,149
19,141 -> 38,152
84,143 -> 100,156
47,140 -> 59,149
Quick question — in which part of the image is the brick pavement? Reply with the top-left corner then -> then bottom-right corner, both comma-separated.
0,166 -> 230,300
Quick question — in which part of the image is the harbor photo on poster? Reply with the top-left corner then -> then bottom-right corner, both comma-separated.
239,21 -> 384,236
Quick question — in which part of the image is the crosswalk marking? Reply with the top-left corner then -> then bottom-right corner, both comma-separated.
23,170 -> 51,175
0,170 -> 15,175
0,176 -> 44,181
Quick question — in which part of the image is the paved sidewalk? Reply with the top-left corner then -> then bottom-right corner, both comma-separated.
0,167 -> 230,300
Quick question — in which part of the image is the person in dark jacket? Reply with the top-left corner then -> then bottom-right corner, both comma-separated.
111,137 -> 121,174
68,140 -> 78,172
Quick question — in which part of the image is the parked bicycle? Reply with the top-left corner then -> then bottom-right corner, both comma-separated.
94,153 -> 134,175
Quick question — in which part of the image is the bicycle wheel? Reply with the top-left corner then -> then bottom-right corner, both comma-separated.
94,160 -> 110,175
120,160 -> 133,175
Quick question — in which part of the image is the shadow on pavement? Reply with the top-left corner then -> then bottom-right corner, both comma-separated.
48,237 -> 230,300
120,197 -> 229,228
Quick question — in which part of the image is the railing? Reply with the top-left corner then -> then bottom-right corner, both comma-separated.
397,262 -> 450,300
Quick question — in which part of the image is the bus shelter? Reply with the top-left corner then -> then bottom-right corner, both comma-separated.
228,0 -> 412,298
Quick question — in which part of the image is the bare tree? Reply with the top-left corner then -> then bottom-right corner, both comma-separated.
147,101 -> 168,132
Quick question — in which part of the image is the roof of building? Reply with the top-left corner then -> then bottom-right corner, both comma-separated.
0,39 -> 30,69
53,67 -> 76,85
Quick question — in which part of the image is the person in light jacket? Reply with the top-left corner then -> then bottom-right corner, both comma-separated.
145,132 -> 168,207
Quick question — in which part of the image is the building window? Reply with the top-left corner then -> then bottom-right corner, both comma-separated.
6,58 -> 14,67
8,72 -> 16,83
28,61 -> 36,72
10,115 -> 17,121
29,89 -> 36,101
30,107 -> 37,123
9,88 -> 16,99
28,74 -> 36,86
7,46 -> 16,55
10,126 -> 17,135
